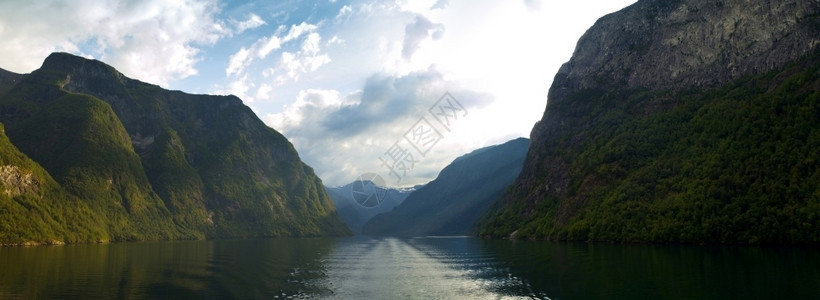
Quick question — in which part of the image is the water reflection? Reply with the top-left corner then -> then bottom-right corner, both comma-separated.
1,237 -> 818,299
0,238 -> 338,299
478,240 -> 820,299
317,236 -> 534,299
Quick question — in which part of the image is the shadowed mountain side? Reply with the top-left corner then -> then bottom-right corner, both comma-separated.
363,138 -> 529,236
0,68 -> 24,98
326,182 -> 417,234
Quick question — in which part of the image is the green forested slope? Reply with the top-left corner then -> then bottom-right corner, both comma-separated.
0,122 -> 108,244
479,55 -> 820,244
0,53 -> 349,244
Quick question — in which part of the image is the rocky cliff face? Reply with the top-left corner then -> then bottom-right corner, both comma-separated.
553,0 -> 819,95
0,165 -> 39,198
479,0 -> 820,243
530,0 -> 820,207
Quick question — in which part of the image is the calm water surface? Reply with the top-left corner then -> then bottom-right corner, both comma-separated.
1,236 -> 818,299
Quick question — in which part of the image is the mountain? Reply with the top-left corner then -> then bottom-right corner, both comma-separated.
363,138 -> 530,236
0,53 -> 349,245
0,68 -> 23,97
478,0 -> 820,244
325,181 -> 417,234
0,122 -> 107,245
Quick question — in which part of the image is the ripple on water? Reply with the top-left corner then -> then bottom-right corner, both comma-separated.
311,237 -> 545,299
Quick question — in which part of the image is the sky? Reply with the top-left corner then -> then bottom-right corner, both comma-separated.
0,0 -> 636,187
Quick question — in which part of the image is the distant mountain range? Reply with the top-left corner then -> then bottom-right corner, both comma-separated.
363,138 -> 529,236
478,0 -> 820,244
0,53 -> 349,245
325,180 -> 418,234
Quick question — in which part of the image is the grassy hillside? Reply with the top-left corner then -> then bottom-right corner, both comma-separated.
478,55 -> 820,244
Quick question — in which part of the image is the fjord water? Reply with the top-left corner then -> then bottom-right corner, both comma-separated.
1,237 -> 818,299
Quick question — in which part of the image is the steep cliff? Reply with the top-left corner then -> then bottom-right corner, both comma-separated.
0,53 -> 349,244
479,0 -> 820,244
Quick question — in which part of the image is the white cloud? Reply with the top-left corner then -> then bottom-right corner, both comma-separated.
225,34 -> 284,76
431,0 -> 449,10
276,52 -> 300,82
266,68 -> 492,186
302,33 -> 322,54
0,0 -> 228,87
256,36 -> 283,58
233,13 -> 266,33
305,54 -> 332,72
283,22 -> 318,43
226,47 -> 251,76
256,83 -> 273,100
327,35 -> 345,46
262,67 -> 276,78
335,5 -> 353,23
217,74 -> 254,103
273,33 -> 331,84
268,89 -> 343,133
401,15 -> 445,60
224,21 -> 325,81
